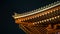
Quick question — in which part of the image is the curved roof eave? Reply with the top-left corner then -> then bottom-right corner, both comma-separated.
13,1 -> 60,19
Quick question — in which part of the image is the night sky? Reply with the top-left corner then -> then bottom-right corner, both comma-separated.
1,0 -> 60,34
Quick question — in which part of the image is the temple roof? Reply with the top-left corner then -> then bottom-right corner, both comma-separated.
13,1 -> 60,19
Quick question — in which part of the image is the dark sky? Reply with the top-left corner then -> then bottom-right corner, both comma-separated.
1,0 -> 60,34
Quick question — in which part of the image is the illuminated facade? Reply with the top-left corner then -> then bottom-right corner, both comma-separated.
13,1 -> 60,34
